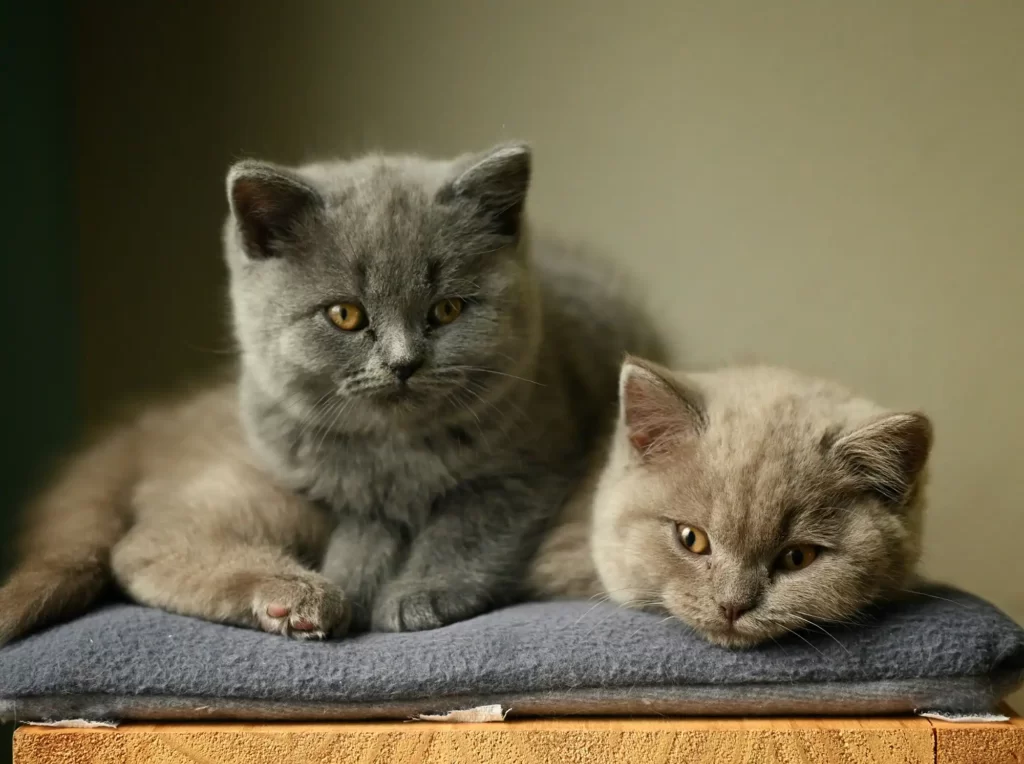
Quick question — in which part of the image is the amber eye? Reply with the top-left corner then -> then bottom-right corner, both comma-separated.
677,525 -> 710,555
778,545 -> 818,572
430,297 -> 464,326
327,303 -> 367,331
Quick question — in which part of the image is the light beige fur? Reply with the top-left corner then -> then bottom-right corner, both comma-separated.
530,359 -> 932,648
0,382 -> 341,645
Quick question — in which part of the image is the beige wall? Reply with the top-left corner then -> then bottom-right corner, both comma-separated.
78,2 -> 1023,707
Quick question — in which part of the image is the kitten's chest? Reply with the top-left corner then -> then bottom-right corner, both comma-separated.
290,430 -> 476,525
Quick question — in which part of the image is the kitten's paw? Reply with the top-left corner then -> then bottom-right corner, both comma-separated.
371,585 -> 490,632
252,575 -> 350,640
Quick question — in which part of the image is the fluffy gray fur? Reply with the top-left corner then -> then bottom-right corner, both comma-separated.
0,143 -> 662,643
229,144 -> 662,631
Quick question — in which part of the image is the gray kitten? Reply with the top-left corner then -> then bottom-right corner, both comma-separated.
530,358 -> 933,648
0,143 -> 661,644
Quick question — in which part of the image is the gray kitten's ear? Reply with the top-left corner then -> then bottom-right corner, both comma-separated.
227,160 -> 323,259
619,357 -> 706,459
831,412 -> 933,506
443,143 -> 531,238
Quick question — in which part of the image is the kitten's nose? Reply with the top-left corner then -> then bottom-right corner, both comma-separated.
388,358 -> 423,382
719,602 -> 752,624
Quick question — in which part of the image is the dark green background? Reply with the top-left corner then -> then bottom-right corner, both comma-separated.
0,7 -> 303,758
2,3 -> 75,761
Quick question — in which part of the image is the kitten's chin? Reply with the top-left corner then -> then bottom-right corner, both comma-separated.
369,387 -> 423,407
363,385 -> 467,428
687,616 -> 780,649
700,628 -> 769,650
364,384 -> 444,416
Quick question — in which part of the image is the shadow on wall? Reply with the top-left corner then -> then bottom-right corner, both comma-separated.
1,2 -> 76,762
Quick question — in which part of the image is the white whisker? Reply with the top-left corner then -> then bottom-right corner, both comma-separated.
789,615 -> 850,655
780,625 -> 826,657
900,589 -> 968,608
453,365 -> 545,387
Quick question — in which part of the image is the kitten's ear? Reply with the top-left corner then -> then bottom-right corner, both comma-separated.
620,357 -> 706,460
227,160 -> 323,259
831,412 -> 933,506
443,143 -> 531,238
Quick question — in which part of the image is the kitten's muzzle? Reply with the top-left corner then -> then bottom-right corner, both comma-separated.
719,602 -> 752,625
388,358 -> 424,382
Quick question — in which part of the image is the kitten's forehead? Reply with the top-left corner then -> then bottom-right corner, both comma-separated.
685,368 -> 885,552
300,154 -> 455,200
693,367 -> 883,471
296,156 -> 484,296
319,160 -> 442,251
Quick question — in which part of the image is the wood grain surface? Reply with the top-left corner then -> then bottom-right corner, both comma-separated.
13,715 -> 1024,763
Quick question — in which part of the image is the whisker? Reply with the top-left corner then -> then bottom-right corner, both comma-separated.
573,599 -> 613,626
452,365 -> 545,387
451,387 -> 485,429
768,635 -> 791,656
591,586 -> 660,599
789,615 -> 850,655
577,595 -> 662,635
296,391 -> 337,443
470,246 -> 506,258
900,589 -> 969,608
314,397 -> 350,456
794,611 -> 869,627
463,379 -> 527,434
626,613 -> 677,640
442,388 -> 489,447
780,625 -> 826,657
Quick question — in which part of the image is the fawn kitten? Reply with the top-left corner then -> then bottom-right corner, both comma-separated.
0,143 -> 661,644
531,358 -> 933,648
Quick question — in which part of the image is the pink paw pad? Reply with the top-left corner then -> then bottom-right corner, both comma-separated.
266,604 -> 290,619
253,576 -> 349,640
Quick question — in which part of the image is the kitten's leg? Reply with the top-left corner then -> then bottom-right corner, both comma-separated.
111,471 -> 348,641
321,516 -> 406,631
112,525 -> 347,639
372,475 -> 559,632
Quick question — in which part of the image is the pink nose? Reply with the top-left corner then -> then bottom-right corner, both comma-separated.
720,603 -> 751,624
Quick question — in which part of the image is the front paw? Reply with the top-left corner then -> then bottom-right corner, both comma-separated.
371,585 -> 490,632
252,574 -> 350,640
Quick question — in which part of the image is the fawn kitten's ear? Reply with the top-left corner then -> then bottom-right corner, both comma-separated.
620,357 -> 706,460
831,412 -> 933,506
227,161 -> 323,259
442,143 -> 532,239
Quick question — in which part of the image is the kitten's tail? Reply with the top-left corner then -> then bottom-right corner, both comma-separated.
0,428 -> 135,646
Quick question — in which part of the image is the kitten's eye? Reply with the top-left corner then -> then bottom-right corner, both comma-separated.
327,303 -> 367,331
677,525 -> 710,555
430,297 -> 463,326
778,545 -> 819,572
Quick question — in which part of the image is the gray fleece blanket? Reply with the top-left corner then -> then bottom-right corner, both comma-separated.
0,585 -> 1021,721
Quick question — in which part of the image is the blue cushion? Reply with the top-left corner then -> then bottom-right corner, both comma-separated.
1,585 -> 1021,720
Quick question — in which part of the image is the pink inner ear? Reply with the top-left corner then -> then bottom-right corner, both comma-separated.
234,178 -> 285,220
628,431 -> 653,452
621,362 -> 706,460
627,415 -> 676,456
623,373 -> 682,456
